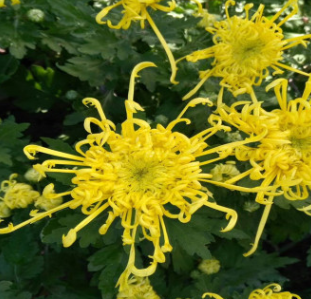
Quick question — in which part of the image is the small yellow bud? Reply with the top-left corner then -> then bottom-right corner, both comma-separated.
211,162 -> 240,182
24,168 -> 43,182
198,259 -> 221,275
35,195 -> 63,211
0,202 -> 11,218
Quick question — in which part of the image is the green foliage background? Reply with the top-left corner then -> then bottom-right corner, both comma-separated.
0,0 -> 311,298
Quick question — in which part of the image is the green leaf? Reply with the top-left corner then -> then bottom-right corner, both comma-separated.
88,243 -> 126,299
166,212 -> 214,260
0,55 -> 19,83
41,213 -> 84,245
0,281 -> 32,299
0,148 -> 12,166
0,116 -> 29,145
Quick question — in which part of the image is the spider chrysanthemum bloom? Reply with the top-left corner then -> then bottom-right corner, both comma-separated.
96,0 -> 178,84
182,0 -> 311,100
0,174 -> 40,214
0,62 -> 267,290
202,283 -> 301,299
248,283 -> 301,299
210,77 -> 311,256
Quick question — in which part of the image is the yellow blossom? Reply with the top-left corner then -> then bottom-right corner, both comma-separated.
0,174 -> 40,210
248,284 -> 301,299
211,76 -> 311,256
181,0 -> 311,100
117,276 -> 160,299
0,62 -> 267,291
0,0 -> 20,7
210,162 -> 240,182
198,258 -> 220,275
0,61 -> 272,291
96,0 -> 178,84
203,284 -> 301,299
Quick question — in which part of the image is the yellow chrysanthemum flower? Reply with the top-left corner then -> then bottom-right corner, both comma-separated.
211,77 -> 311,256
117,276 -> 160,299
248,284 -> 301,299
0,62 -> 274,290
0,0 -> 20,7
96,0 -> 178,84
181,0 -> 311,100
0,174 -> 40,211
203,283 -> 301,299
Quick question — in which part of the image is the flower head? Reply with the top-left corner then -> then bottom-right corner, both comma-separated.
248,284 -> 301,299
182,0 -> 311,100
0,174 -> 40,211
96,0 -> 178,84
0,62 -> 248,290
117,276 -> 160,299
202,283 -> 301,299
211,77 -> 311,255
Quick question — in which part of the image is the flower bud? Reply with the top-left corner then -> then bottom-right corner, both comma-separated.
27,9 -> 45,23
198,259 -> 221,275
24,168 -> 43,182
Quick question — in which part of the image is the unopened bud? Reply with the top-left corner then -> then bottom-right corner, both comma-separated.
243,201 -> 260,213
27,9 -> 45,23
24,168 -> 43,182
198,259 -> 221,275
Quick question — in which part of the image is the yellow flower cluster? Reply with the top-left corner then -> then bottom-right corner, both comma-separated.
203,283 -> 301,299
2,62 -> 271,291
0,174 -> 40,217
2,0 -> 311,297
181,0 -> 311,100
0,174 -> 63,218
211,77 -> 311,256
248,284 -> 301,299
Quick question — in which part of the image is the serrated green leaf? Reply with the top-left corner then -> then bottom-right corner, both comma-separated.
166,212 -> 214,260
0,148 -> 12,166
88,243 -> 126,299
0,116 -> 29,145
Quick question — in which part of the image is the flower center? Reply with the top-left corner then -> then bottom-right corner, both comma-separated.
120,153 -> 167,193
289,127 -> 311,151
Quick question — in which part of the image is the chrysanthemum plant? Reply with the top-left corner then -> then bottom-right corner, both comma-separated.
0,0 -> 311,298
